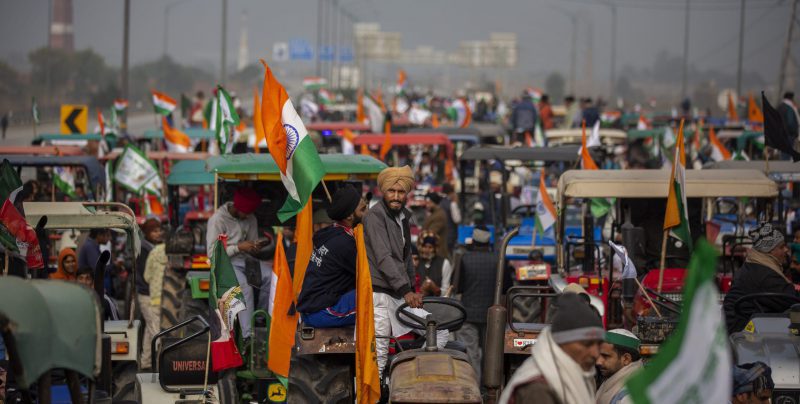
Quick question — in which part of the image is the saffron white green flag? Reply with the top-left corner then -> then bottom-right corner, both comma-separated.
626,239 -> 731,404
363,94 -> 384,134
151,90 -> 177,116
31,97 -> 39,125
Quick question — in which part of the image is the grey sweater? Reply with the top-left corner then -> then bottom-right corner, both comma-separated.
206,203 -> 258,266
363,200 -> 414,299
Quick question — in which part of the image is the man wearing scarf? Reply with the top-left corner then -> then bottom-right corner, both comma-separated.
500,293 -> 604,404
724,222 -> 796,334
364,166 -> 447,375
414,231 -> 453,296
595,329 -> 643,404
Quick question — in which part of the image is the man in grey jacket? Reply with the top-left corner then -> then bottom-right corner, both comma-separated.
206,186 -> 270,339
364,166 -> 447,375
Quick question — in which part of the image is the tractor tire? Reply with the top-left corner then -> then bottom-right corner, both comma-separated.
180,283 -> 209,333
287,355 -> 354,404
511,296 -> 543,323
216,370 -> 238,404
160,266 -> 187,331
111,361 -> 138,402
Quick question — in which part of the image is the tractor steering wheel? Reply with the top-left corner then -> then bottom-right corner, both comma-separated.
733,293 -> 800,317
395,297 -> 467,332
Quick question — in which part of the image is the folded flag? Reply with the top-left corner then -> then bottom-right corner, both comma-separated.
208,238 -> 245,372
608,240 -> 637,279
762,91 -> 800,161
162,117 -> 191,153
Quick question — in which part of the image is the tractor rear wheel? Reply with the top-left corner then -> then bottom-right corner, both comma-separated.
159,266 -> 187,331
287,355 -> 354,404
216,370 -> 238,404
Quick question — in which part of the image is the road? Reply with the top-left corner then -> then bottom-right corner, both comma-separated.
3,112 -> 162,146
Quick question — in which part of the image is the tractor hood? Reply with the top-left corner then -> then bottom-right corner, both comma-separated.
730,316 -> 800,391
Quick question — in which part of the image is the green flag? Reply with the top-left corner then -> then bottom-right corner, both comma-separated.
211,86 -> 240,154
0,160 -> 22,252
626,239 -> 731,403
31,97 -> 39,125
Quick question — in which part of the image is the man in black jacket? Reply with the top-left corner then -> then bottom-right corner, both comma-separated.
297,186 -> 367,328
724,222 -> 796,334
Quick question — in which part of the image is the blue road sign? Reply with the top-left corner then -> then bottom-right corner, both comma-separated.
319,45 -> 335,61
289,39 -> 314,60
338,46 -> 354,62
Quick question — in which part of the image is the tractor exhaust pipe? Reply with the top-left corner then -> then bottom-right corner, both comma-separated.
483,227 -> 519,403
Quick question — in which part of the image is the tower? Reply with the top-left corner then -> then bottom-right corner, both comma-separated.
237,11 -> 249,72
50,0 -> 74,51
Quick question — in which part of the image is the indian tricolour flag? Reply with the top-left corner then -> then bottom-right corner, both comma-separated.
534,172 -> 556,233
580,120 -> 599,170
364,93 -> 384,134
162,117 -> 191,153
268,231 -> 298,379
663,119 -> 692,251
303,76 -> 327,90
626,239 -> 731,404
708,126 -> 731,161
151,90 -> 177,116
113,98 -> 128,112
318,88 -> 334,105
260,60 -> 324,222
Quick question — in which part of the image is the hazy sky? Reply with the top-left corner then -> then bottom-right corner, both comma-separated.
0,0 -> 793,89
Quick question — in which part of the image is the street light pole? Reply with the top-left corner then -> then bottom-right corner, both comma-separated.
680,0 -> 691,100
316,0 -> 322,77
220,0 -> 228,85
736,0 -> 746,98
610,4 -> 617,103
121,0 -> 130,132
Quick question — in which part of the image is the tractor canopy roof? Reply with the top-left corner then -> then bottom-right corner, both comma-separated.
0,146 -> 85,156
459,145 -> 580,162
0,155 -> 105,189
35,133 -> 104,142
546,128 -> 627,145
557,169 -> 778,199
206,153 -> 387,181
305,121 -> 370,132
138,128 -> 215,140
0,276 -> 100,388
167,159 -> 215,186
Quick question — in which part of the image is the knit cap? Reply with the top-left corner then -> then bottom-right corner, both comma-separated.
551,293 -> 604,344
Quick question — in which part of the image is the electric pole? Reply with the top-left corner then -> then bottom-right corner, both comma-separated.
778,0 -> 799,97
220,0 -> 228,85
680,0 -> 691,100
736,0 -> 746,98
121,0 -> 130,132
610,4 -> 618,102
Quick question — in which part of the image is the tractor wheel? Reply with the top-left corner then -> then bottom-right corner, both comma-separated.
216,370 -> 238,404
111,361 -> 138,402
180,284 -> 209,333
511,296 -> 543,323
287,355 -> 354,404
160,267 -> 187,330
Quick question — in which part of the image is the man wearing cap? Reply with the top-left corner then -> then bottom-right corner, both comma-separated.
724,222 -> 797,334
595,329 -> 643,404
731,362 -> 774,404
297,186 -> 367,328
500,293 -> 604,404
414,231 -> 452,296
206,186 -> 268,339
364,166 -> 448,375
422,191 -> 449,258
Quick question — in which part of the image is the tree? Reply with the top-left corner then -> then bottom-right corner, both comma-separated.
545,72 -> 565,103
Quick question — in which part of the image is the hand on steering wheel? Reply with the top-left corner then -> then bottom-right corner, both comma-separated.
395,296 -> 467,332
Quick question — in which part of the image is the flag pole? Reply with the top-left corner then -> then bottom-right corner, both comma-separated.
3,253 -> 7,276
635,277 -> 663,318
658,229 -> 669,292
320,179 -> 333,203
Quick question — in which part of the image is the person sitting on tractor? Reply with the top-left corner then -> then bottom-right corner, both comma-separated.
595,329 -> 643,404
206,186 -> 270,339
364,166 -> 448,376
50,247 -> 78,281
499,293 -> 604,404
76,266 -> 120,321
414,231 -> 452,297
731,362 -> 774,404
297,186 -> 367,328
724,222 -> 796,334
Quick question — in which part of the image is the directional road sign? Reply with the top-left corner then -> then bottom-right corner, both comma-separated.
60,104 -> 88,134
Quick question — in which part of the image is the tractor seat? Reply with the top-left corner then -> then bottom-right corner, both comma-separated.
397,337 -> 467,353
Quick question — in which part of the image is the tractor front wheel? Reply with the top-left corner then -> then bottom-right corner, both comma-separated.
287,355 -> 354,404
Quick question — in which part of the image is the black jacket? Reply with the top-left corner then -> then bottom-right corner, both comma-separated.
459,249 -> 500,324
723,260 -> 797,334
297,225 -> 356,313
